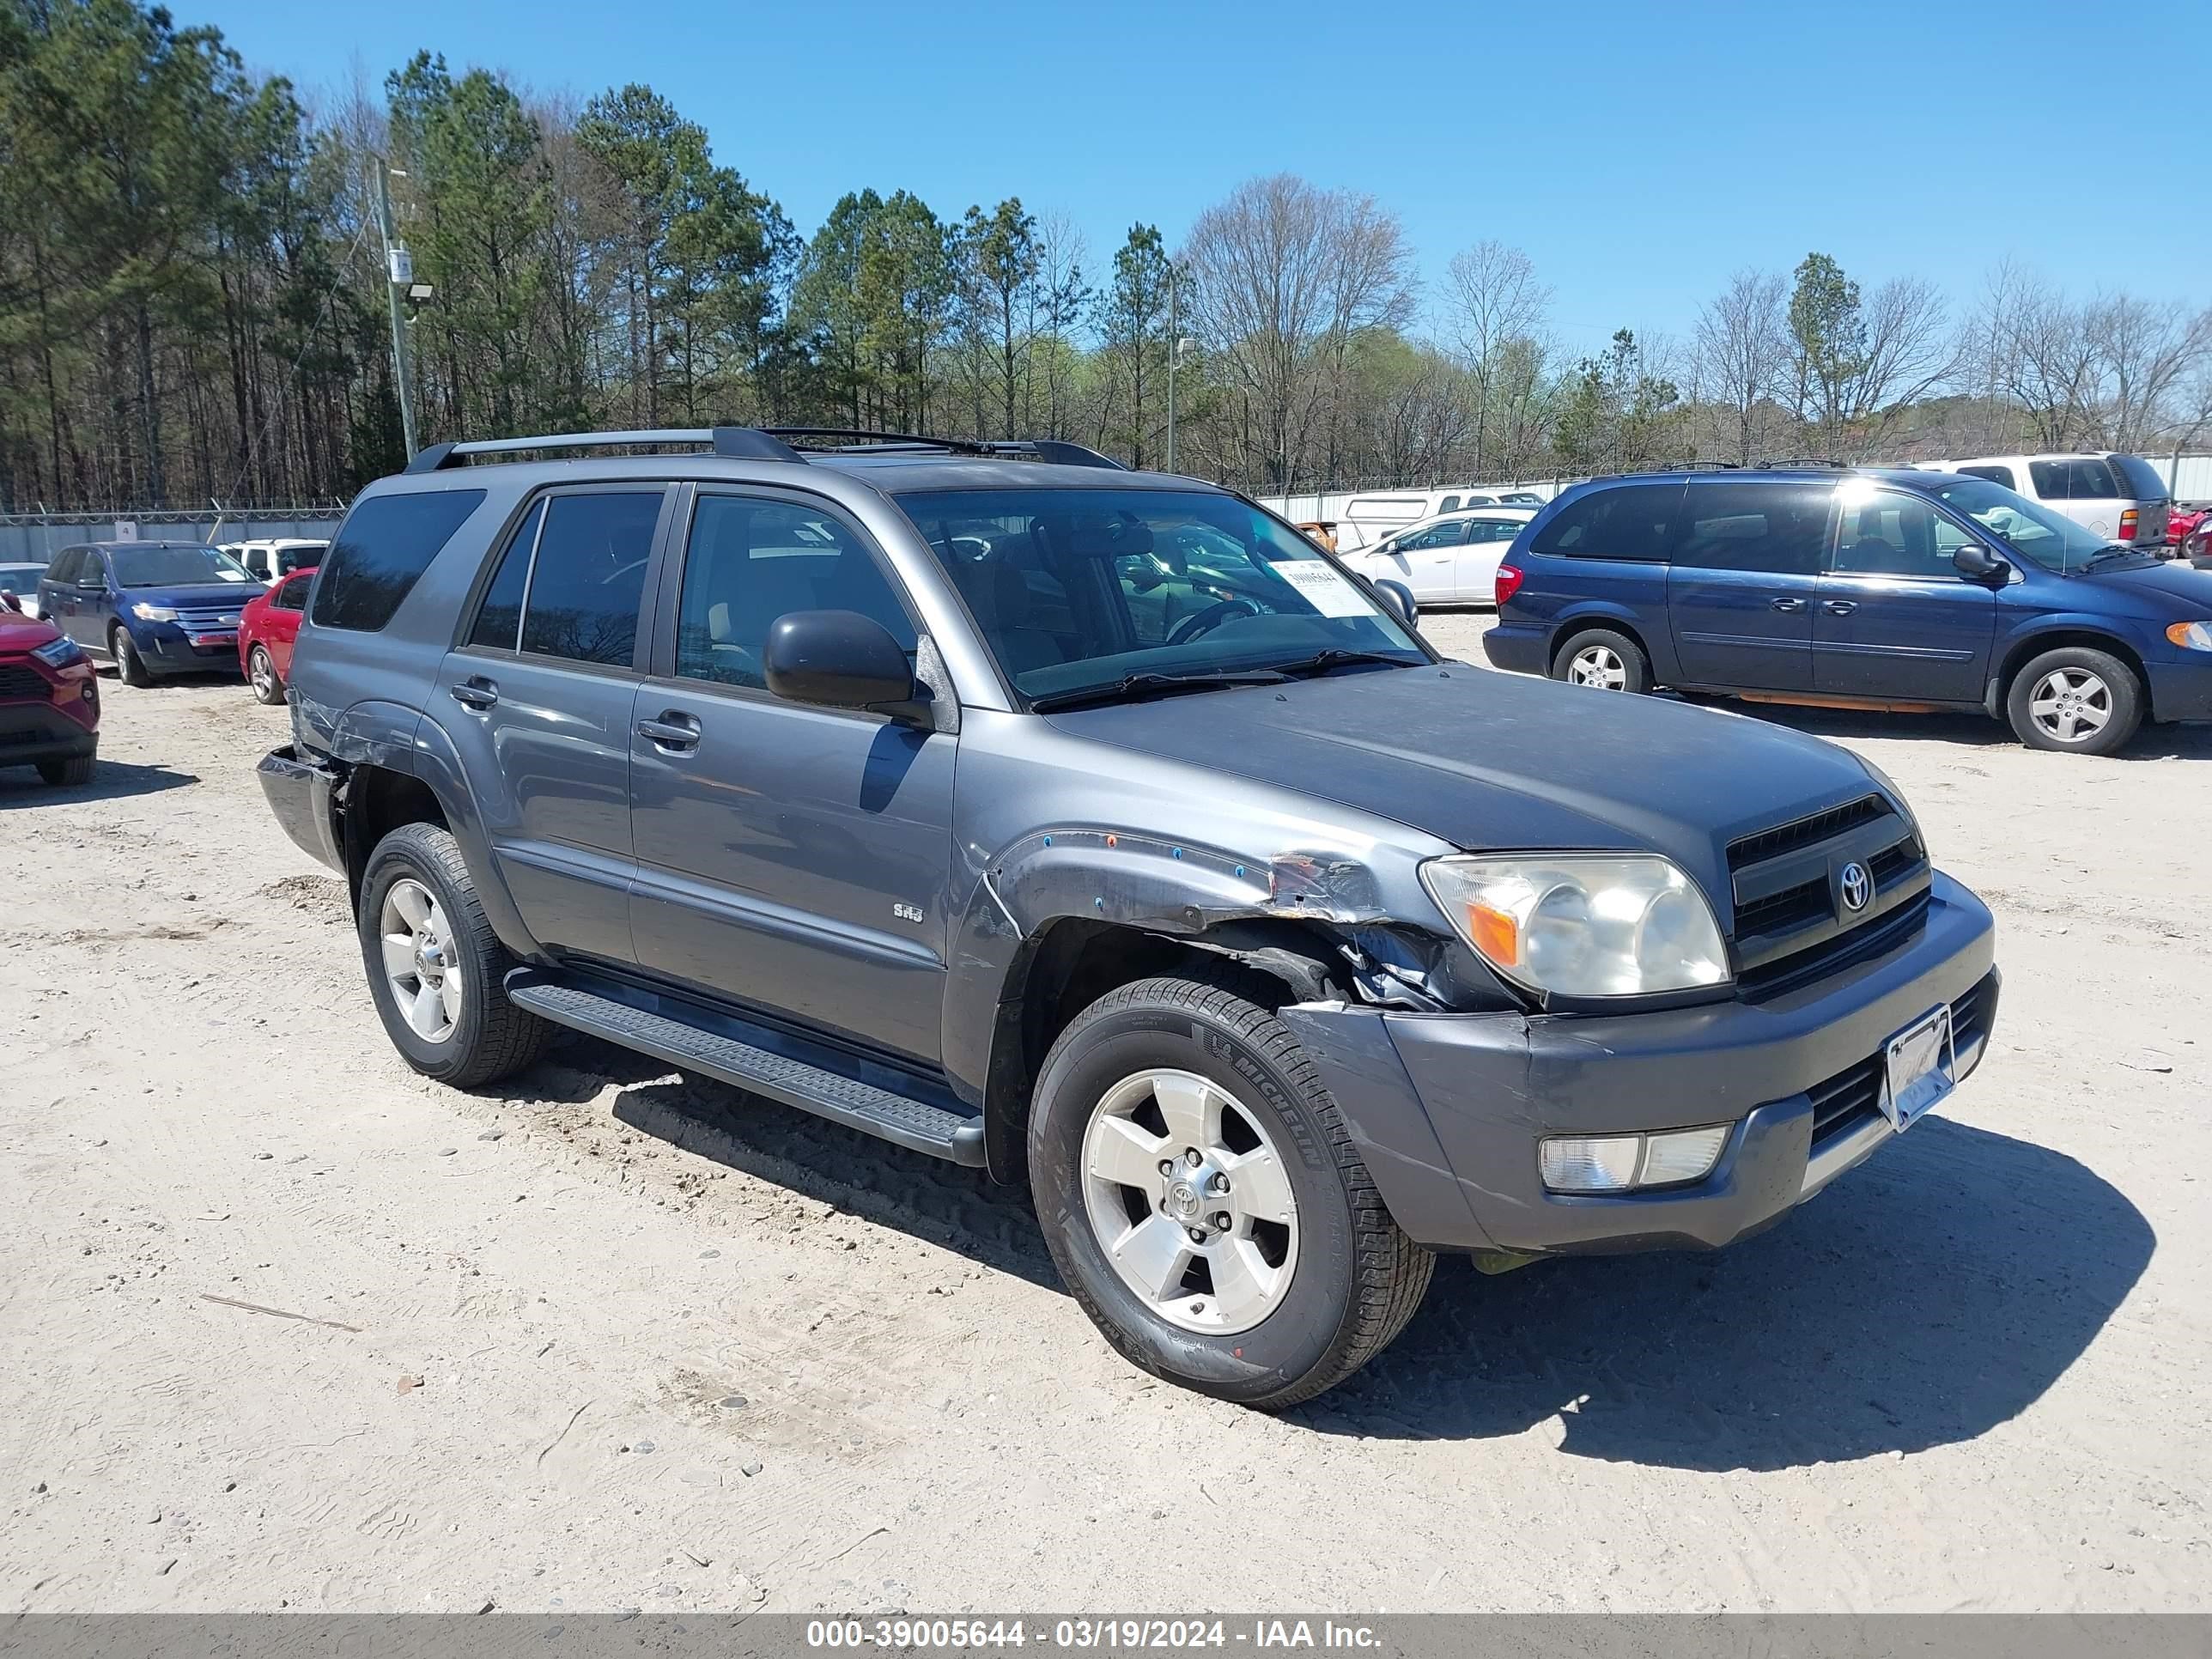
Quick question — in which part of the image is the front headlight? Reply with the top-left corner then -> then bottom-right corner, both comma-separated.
30,635 -> 84,668
131,602 -> 179,622
2167,621 -> 2212,652
1420,854 -> 1730,997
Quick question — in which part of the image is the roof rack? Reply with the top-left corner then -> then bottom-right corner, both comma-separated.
405,427 -> 803,474
758,428 -> 1126,470
403,425 -> 1128,475
1756,456 -> 1850,470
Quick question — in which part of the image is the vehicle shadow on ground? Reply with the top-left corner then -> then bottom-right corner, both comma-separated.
1723,699 -> 2212,760
576,1030 -> 2150,1468
1296,1116 -> 2154,1468
0,759 -> 197,806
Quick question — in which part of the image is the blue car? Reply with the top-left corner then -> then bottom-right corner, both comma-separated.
36,540 -> 260,685
1485,467 -> 2212,756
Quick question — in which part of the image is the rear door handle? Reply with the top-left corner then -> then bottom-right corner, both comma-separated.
1824,599 -> 1858,615
450,678 -> 499,710
638,711 -> 702,752
1770,596 -> 1806,612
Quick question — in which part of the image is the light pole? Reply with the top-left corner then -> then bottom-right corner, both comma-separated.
370,156 -> 421,460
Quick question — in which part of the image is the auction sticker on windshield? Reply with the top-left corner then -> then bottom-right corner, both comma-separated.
1271,559 -> 1371,617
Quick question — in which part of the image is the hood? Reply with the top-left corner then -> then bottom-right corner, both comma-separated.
1044,664 -> 1885,901
125,580 -> 258,610
2071,556 -> 2212,610
0,607 -> 61,648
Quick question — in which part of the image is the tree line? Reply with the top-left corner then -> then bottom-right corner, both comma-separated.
3,0 -> 2209,515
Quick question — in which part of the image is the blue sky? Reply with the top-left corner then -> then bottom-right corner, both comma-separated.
213,0 -> 2209,356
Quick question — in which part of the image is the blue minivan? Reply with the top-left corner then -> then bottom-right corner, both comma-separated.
1485,467 -> 2212,756
36,540 -> 259,685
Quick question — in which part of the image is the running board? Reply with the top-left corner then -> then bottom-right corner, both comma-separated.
505,969 -> 987,1166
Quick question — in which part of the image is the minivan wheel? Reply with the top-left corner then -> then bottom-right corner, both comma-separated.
2005,647 -> 2142,757
358,822 -> 551,1086
110,626 -> 151,688
1029,969 -> 1433,1409
1554,628 -> 1650,694
247,644 -> 284,704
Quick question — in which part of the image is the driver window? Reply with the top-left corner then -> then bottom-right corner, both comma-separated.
516,490 -> 663,667
1832,490 -> 1954,580
675,495 -> 917,691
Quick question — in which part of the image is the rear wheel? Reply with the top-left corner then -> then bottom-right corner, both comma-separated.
1029,968 -> 1432,1409
110,626 -> 150,688
1553,627 -> 1650,694
358,822 -> 551,1086
36,753 -> 94,787
247,643 -> 284,704
2005,646 -> 2142,757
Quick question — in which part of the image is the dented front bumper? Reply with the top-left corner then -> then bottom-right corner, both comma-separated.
1279,872 -> 1997,1255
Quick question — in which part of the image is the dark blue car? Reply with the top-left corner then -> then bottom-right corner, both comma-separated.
36,540 -> 259,685
1485,467 -> 2212,756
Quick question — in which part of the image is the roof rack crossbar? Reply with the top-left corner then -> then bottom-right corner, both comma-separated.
404,426 -> 805,474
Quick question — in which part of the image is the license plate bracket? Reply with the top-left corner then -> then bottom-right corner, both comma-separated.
1881,1004 -> 1955,1131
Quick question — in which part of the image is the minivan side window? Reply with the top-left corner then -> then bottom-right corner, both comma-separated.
1830,489 -> 1964,580
1529,483 -> 1680,561
674,496 -> 917,692
46,549 -> 82,586
1672,483 -> 1830,575
1957,464 -> 2015,490
312,489 -> 487,632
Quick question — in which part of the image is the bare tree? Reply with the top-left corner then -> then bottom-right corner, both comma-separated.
2084,295 -> 2212,452
1977,263 -> 2094,449
1692,269 -> 1789,464
1179,173 -> 1413,494
1443,240 -> 1550,477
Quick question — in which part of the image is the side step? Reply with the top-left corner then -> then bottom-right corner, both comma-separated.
506,969 -> 987,1167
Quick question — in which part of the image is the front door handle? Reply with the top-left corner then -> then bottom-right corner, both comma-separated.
1824,599 -> 1858,615
638,711 -> 702,752
450,678 -> 499,710
1771,596 -> 1807,612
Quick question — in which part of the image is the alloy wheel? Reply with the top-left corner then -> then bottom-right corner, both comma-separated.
1569,644 -> 1627,690
2027,667 -> 2112,744
378,878 -> 462,1044
1079,1067 -> 1298,1334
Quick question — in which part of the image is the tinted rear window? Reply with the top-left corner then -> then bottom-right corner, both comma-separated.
311,489 -> 487,632
1530,483 -> 1681,561
2106,453 -> 2168,501
1673,482 -> 1831,575
2028,459 -> 2118,500
1957,464 -> 2015,490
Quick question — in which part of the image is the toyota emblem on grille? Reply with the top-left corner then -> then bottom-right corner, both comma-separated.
1838,860 -> 1872,913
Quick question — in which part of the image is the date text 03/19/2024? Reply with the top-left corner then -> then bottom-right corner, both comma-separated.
804,1619 -> 1383,1650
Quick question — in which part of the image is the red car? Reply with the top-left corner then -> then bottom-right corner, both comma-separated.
0,592 -> 100,785
238,566 -> 316,705
2167,504 -> 2209,555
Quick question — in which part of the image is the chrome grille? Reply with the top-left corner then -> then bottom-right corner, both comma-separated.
175,604 -> 241,632
1729,794 -> 1930,995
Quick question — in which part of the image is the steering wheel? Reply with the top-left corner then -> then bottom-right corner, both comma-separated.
1166,598 -> 1260,647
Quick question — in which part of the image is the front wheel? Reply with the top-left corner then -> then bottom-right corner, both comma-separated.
2005,647 -> 2142,757
110,626 -> 151,688
1553,627 -> 1650,694
1029,969 -> 1433,1408
358,822 -> 551,1086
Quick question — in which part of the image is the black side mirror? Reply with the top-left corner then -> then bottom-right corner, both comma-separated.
1374,579 -> 1419,629
1953,544 -> 2008,583
763,610 -> 921,718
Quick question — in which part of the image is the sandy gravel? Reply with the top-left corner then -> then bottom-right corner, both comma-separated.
2,617 -> 2209,1615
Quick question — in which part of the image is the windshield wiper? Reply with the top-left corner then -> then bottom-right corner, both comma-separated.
2077,543 -> 2150,571
1265,648 -> 1424,678
1027,667 -> 1291,714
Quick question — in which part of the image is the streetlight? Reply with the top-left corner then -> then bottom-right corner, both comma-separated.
369,155 -> 421,460
1165,264 -> 1197,476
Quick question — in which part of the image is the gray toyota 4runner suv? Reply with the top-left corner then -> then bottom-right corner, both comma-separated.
260,427 -> 2000,1407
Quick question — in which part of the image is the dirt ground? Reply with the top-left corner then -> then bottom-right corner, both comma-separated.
3,614 -> 2209,1615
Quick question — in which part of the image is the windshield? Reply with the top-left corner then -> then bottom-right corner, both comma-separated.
1919,476 -> 2115,573
110,544 -> 254,588
895,488 -> 1425,702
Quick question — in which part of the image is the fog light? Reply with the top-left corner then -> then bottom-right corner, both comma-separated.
1638,1125 -> 1730,1187
1539,1135 -> 1642,1193
1539,1126 -> 1731,1194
